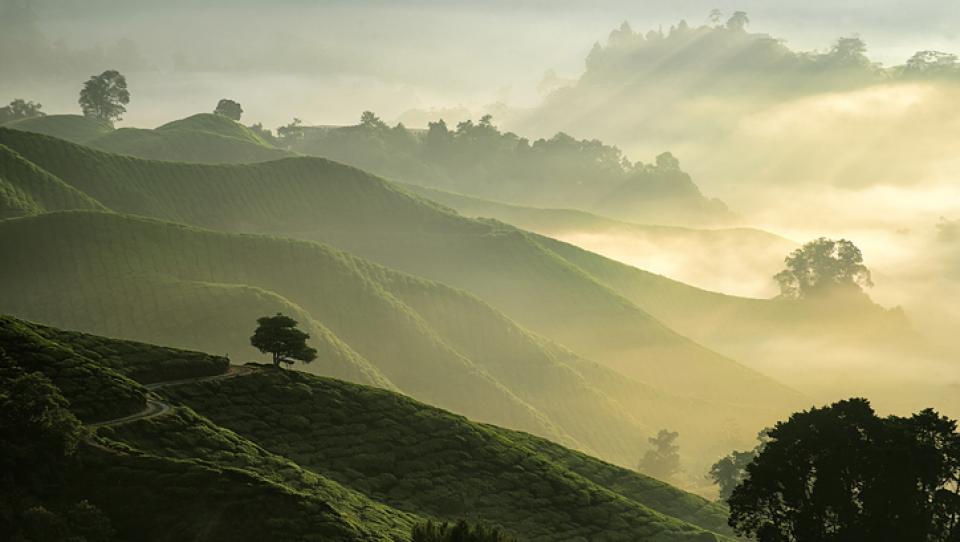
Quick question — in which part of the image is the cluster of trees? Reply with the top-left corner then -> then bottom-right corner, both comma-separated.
580,11 -> 960,99
0,98 -> 44,124
412,520 -> 515,542
0,350 -> 116,541
270,110 -> 688,205
774,238 -> 873,299
723,399 -> 960,541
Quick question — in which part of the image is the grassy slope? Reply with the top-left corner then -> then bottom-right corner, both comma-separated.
3,316 -> 734,540
0,211 -> 693,466
0,128 -> 797,411
0,315 -> 147,422
160,367 -> 735,541
2,314 -> 414,541
0,144 -> 106,219
2,114 -> 113,143
90,114 -> 291,164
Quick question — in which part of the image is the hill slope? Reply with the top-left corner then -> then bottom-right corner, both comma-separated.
2,114 -> 113,143
2,316 -> 736,541
0,143 -> 106,219
0,128 -> 798,418
402,183 -> 795,296
89,113 -> 292,164
2,210 -> 700,467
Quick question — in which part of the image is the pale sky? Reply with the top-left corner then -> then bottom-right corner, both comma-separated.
3,0 -> 959,127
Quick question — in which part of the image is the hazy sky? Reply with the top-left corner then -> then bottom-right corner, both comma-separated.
4,0 -> 958,128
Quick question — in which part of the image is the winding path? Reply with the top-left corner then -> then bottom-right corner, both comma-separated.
88,365 -> 257,428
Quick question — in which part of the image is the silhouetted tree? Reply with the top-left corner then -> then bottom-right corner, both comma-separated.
0,98 -> 44,124
276,117 -> 304,147
78,70 -> 130,123
774,237 -> 873,299
726,11 -> 749,31
360,110 -> 386,130
709,428 -> 770,502
248,122 -> 279,146
638,429 -> 681,481
213,99 -> 243,121
250,313 -> 317,367
654,151 -> 681,170
728,398 -> 960,541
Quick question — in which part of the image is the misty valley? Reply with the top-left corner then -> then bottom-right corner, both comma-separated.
2,2 -> 960,541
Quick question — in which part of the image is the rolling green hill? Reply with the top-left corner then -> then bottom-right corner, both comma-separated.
2,114 -> 113,143
0,143 -> 106,219
0,127 -> 796,410
0,127 -> 807,467
2,316 -> 735,540
89,113 -> 292,164
0,211 -> 675,466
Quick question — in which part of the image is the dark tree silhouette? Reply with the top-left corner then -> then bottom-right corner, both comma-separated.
78,70 -> 130,123
725,11 -> 749,31
728,398 -> 960,541
250,313 -> 317,367
213,99 -> 243,121
638,429 -> 681,481
709,428 -> 770,502
774,237 -> 873,299
0,99 -> 44,124
276,117 -> 304,147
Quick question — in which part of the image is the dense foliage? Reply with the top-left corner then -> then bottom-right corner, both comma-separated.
213,98 -> 243,121
0,98 -> 44,124
78,70 -> 130,123
250,313 -> 318,366
729,399 -> 960,541
284,111 -> 731,225
774,238 -> 873,299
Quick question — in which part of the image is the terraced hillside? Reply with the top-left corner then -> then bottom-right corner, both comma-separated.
0,128 -> 799,417
1,316 -> 736,541
0,143 -> 106,219
1,211 -> 697,467
2,113 -> 290,163
90,113 -> 292,163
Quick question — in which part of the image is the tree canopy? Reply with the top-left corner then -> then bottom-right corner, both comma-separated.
0,98 -> 44,124
250,313 -> 317,367
213,99 -> 243,121
774,237 -> 873,299
728,398 -> 960,541
79,70 -> 130,123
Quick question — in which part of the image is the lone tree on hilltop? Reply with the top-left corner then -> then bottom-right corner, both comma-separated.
214,99 -> 243,121
774,237 -> 872,299
250,313 -> 317,368
728,398 -> 960,541
79,70 -> 130,123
